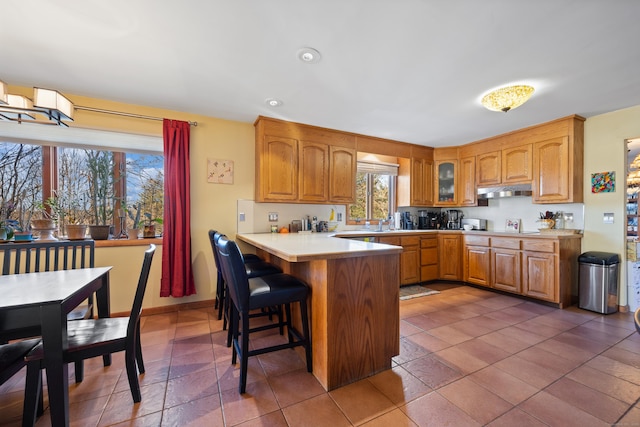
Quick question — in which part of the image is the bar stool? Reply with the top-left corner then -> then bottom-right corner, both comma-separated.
208,230 -> 282,344
215,234 -> 312,393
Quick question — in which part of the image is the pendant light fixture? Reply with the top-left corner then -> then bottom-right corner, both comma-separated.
481,85 -> 535,112
0,79 -> 74,126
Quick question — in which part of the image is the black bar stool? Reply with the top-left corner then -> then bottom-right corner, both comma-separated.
208,230 -> 282,344
215,234 -> 312,393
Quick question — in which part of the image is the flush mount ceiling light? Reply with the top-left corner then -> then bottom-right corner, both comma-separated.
297,47 -> 321,64
481,85 -> 535,112
265,98 -> 283,107
0,79 -> 74,126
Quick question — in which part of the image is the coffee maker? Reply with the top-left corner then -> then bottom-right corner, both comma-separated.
402,212 -> 413,230
418,211 -> 428,229
446,209 -> 463,230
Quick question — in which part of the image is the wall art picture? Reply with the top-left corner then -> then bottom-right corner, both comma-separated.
591,171 -> 615,193
505,218 -> 521,233
207,158 -> 234,184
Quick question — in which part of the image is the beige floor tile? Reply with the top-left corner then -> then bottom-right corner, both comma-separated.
267,368 -> 325,408
438,377 -> 513,425
330,380 -> 396,425
518,390 -> 610,426
219,379 -> 279,426
359,408 -> 418,427
400,391 -> 481,427
162,394 -> 224,427
366,366 -> 432,405
468,366 -> 539,405
282,394 -> 351,427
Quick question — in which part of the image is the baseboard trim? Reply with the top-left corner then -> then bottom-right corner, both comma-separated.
111,299 -> 215,318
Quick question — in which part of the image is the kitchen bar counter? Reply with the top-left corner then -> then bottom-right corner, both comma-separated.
236,232 -> 402,391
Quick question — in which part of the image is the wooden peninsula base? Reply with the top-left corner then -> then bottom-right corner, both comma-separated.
237,233 -> 401,391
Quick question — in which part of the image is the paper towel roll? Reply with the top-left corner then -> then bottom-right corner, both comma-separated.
394,212 -> 402,230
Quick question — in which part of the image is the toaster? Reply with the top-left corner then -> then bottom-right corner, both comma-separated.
460,218 -> 487,230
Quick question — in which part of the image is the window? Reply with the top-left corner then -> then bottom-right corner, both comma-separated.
349,161 -> 397,223
0,140 -> 163,236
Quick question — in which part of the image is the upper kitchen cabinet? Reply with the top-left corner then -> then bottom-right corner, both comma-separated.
255,116 -> 356,203
299,140 -> 329,202
329,145 -> 357,203
502,144 -> 532,184
532,116 -> 585,203
434,147 -> 459,206
257,134 -> 298,201
459,155 -> 476,206
397,146 -> 434,207
476,151 -> 501,187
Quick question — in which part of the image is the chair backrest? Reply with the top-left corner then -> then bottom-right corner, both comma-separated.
208,230 -> 223,274
127,245 -> 156,339
0,240 -> 95,275
635,308 -> 640,335
215,235 -> 251,312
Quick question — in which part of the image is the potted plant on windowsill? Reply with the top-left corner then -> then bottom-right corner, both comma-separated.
143,213 -> 163,238
127,207 -> 143,240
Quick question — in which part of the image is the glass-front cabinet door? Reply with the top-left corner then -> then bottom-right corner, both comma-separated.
435,160 -> 458,206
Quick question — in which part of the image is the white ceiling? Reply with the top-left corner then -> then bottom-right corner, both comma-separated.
2,0 -> 640,147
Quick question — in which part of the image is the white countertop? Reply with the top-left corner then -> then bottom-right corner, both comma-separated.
236,232 -> 402,262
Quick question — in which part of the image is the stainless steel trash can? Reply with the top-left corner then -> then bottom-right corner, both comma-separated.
578,252 -> 619,314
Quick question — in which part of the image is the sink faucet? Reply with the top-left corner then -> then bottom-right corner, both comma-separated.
377,219 -> 385,232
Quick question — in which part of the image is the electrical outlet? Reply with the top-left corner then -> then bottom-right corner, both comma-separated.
268,212 -> 278,222
337,212 -> 343,221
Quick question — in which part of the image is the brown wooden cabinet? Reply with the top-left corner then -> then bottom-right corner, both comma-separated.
398,147 -> 434,207
532,116 -> 584,203
378,235 -> 420,286
420,235 -> 438,282
476,151 -> 501,186
435,160 -> 458,206
502,144 -> 532,184
329,145 -> 357,203
257,134 -> 298,201
255,116 -> 356,204
438,233 -> 461,280
522,239 -> 557,302
459,156 -> 476,206
491,237 -> 522,294
299,141 -> 329,202
463,235 -> 490,287
400,236 -> 420,285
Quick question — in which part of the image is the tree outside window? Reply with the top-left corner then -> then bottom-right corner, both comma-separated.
0,141 -> 163,237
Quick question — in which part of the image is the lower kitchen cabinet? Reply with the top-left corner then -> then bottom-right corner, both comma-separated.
420,235 -> 438,282
522,247 -> 557,302
491,237 -> 522,294
463,235 -> 490,287
438,233 -> 462,280
492,248 -> 521,293
400,236 -> 420,285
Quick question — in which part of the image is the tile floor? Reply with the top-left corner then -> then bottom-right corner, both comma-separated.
1,283 -> 640,426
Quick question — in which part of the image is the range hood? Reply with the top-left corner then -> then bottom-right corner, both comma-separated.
477,184 -> 533,199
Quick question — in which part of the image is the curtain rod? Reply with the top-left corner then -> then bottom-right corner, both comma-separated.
75,105 -> 198,126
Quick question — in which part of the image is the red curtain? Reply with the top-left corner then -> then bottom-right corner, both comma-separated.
160,119 -> 196,297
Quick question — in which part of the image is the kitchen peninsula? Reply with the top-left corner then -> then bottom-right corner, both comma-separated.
236,232 -> 402,391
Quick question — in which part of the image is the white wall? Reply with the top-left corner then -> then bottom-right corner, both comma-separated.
583,104 -> 640,308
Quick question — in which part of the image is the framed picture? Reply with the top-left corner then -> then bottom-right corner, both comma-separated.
505,218 -> 521,233
207,158 -> 234,184
591,171 -> 615,193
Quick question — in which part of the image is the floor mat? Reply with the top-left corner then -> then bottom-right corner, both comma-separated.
399,285 -> 440,300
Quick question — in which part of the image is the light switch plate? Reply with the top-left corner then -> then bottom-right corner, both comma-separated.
239,212 -> 245,222
603,212 -> 614,224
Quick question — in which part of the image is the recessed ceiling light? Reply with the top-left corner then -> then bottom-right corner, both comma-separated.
297,47 -> 321,64
265,98 -> 283,107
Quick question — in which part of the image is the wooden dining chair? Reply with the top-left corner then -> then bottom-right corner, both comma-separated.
23,244 -> 156,425
0,338 -> 43,426
215,235 -> 311,393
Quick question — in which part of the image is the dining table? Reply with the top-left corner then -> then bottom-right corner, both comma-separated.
0,266 -> 112,427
